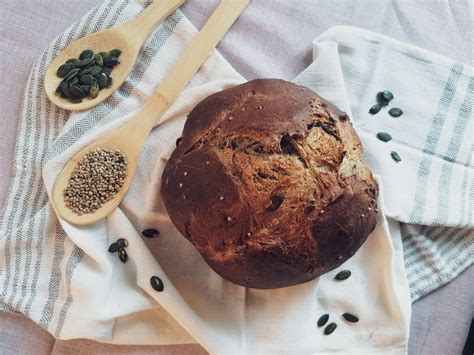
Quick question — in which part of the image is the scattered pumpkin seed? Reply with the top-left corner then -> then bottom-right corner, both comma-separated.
317,314 -> 329,327
389,107 -> 403,117
334,270 -> 351,280
377,90 -> 394,106
381,90 -> 394,104
109,48 -> 122,57
369,104 -> 382,115
79,49 -> 94,59
150,276 -> 164,292
117,238 -> 129,248
142,228 -> 160,238
391,151 -> 401,163
324,322 -> 337,335
376,132 -> 392,142
342,313 -> 359,323
118,248 -> 128,263
108,242 -> 120,253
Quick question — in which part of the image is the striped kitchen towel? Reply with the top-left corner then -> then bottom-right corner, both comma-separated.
0,0 -> 471,349
295,27 -> 473,301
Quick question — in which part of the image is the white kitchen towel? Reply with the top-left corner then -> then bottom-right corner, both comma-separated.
295,26 -> 474,301
0,0 -> 471,352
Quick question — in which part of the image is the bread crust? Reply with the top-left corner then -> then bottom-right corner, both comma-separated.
161,79 -> 378,289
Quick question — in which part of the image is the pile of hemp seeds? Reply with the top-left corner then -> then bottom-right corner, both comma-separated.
64,148 -> 127,215
55,48 -> 121,103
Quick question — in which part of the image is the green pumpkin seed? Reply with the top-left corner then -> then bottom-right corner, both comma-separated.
94,53 -> 104,66
104,56 -> 120,66
117,238 -> 128,248
150,276 -> 164,292
118,248 -> 128,263
80,75 -> 95,85
101,66 -> 112,76
391,151 -> 401,163
62,85 -> 72,98
66,58 -> 81,67
70,85 -> 85,99
106,76 -> 112,87
381,90 -> 394,102
376,132 -> 392,142
79,67 -> 93,76
79,49 -> 94,59
57,63 -> 72,78
335,270 -> 351,280
64,68 -> 80,82
89,82 -> 100,98
369,104 -> 382,115
69,97 -> 83,103
108,242 -> 120,253
89,65 -> 102,76
97,72 -> 108,89
68,76 -> 79,86
99,51 -> 108,57
342,313 -> 359,323
376,91 -> 392,106
78,56 -> 94,67
324,322 -> 337,335
81,85 -> 91,93
109,48 -> 122,57
142,228 -> 160,238
317,314 -> 329,327
389,107 -> 403,117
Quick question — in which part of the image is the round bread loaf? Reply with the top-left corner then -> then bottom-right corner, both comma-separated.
161,79 -> 378,289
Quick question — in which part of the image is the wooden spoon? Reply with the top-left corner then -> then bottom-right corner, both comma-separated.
52,0 -> 250,225
44,0 -> 185,111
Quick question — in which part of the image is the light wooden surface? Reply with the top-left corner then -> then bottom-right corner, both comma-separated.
52,0 -> 250,225
44,0 -> 184,111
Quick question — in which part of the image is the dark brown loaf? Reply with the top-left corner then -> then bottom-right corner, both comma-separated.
161,79 -> 378,289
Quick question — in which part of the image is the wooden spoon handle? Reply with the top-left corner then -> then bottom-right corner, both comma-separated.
138,0 -> 250,131
121,0 -> 185,45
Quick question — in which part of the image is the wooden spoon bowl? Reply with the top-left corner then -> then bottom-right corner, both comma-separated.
44,0 -> 184,111
52,0 -> 250,225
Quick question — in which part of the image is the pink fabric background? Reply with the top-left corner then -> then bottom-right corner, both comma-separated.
0,0 -> 472,353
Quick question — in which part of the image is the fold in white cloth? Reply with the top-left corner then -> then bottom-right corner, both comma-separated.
0,0 -> 472,352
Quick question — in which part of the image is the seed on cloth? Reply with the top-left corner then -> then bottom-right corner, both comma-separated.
324,322 -> 337,335
376,132 -> 392,142
334,270 -> 351,280
150,276 -> 164,292
117,238 -> 128,248
342,313 -> 359,323
142,228 -> 160,238
388,107 -> 403,117
108,242 -> 120,253
118,248 -> 128,263
317,314 -> 329,327
391,151 -> 402,162
369,104 -> 382,115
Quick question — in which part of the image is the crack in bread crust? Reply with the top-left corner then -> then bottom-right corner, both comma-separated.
161,79 -> 378,289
